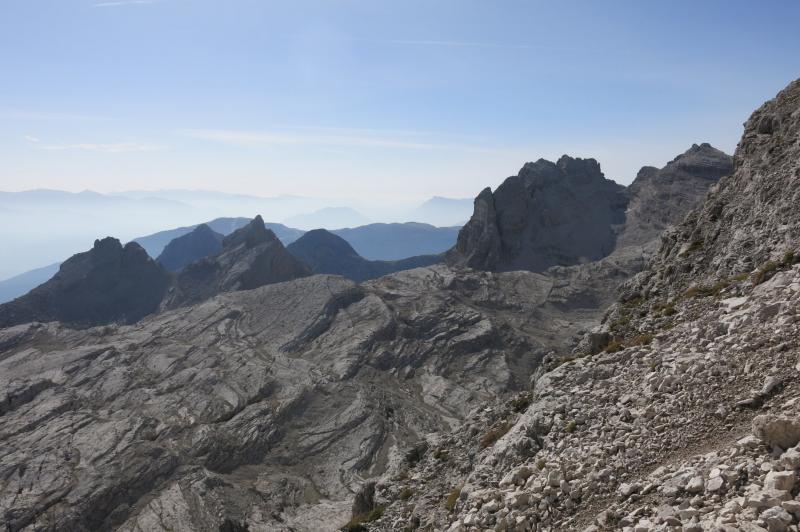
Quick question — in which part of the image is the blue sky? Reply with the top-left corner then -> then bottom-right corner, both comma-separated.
1,0 -> 798,203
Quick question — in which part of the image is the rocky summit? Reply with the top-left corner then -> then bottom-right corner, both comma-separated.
0,77 -> 798,532
448,147 -> 731,274
448,156 -> 629,272
0,237 -> 170,329
617,143 -> 733,249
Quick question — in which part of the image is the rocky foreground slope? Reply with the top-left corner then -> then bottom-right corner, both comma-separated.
367,79 -> 800,531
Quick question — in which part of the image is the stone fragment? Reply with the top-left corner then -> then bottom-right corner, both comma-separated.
753,415 -> 800,449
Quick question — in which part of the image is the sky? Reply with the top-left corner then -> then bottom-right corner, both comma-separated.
1,0 -> 799,203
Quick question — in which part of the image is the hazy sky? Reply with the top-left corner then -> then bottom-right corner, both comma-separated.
1,0 -> 799,202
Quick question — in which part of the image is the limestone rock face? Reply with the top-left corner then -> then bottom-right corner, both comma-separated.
162,215 -> 311,309
286,228 -> 441,282
0,237 -> 170,328
636,79 -> 800,297
156,223 -> 224,272
449,156 -> 628,272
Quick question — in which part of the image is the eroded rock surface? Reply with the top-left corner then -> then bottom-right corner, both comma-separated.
0,262 -> 618,531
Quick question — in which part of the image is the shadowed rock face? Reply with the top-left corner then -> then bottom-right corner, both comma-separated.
448,156 -> 629,272
0,238 -> 170,328
156,223 -> 224,272
286,229 -> 441,282
449,148 -> 731,274
162,215 -> 312,309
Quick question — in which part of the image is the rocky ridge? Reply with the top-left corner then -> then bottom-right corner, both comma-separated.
160,215 -> 311,309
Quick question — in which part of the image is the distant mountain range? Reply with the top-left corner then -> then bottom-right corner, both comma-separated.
0,188 -> 469,279
333,222 -> 461,261
0,218 -> 460,303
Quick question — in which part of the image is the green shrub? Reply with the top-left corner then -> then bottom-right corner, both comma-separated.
604,339 -> 624,353
432,448 -> 449,461
399,487 -> 414,501
628,333 -> 654,347
753,260 -> 779,285
680,239 -> 704,256
342,506 -> 385,531
479,421 -> 513,449
508,393 -> 532,413
564,419 -> 577,433
444,486 -> 462,512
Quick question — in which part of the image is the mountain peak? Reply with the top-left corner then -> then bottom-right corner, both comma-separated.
222,215 -> 276,249
449,155 -> 625,272
0,236 -> 170,328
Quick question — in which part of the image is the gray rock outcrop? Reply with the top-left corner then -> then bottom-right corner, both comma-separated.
449,147 -> 731,274
448,156 -> 629,272
617,143 -> 733,248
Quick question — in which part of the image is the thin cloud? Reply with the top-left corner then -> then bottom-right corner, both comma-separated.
23,135 -> 40,143
41,142 -> 163,153
94,0 -> 158,7
179,128 -> 448,150
0,108 -> 108,121
385,40 -> 544,50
